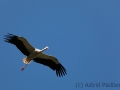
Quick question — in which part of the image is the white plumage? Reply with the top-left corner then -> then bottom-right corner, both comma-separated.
23,47 -> 48,64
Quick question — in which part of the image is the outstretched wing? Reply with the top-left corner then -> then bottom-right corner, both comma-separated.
33,53 -> 67,77
4,33 -> 35,56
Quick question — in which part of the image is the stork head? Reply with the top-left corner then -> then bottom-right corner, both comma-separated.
45,46 -> 49,50
35,46 -> 49,53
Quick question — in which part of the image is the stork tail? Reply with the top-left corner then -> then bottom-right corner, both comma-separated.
23,57 -> 32,64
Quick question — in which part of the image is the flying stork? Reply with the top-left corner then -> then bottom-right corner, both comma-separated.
4,33 -> 67,77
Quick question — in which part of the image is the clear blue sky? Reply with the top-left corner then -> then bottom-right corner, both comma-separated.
0,0 -> 120,90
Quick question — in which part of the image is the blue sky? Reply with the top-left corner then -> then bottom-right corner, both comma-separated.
0,0 -> 120,90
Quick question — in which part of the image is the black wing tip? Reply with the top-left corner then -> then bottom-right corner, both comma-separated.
56,64 -> 67,77
4,33 -> 15,37
4,33 -> 17,43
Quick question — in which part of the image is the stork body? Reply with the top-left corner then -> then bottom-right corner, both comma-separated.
4,33 -> 67,77
23,47 -> 49,64
22,47 -> 49,71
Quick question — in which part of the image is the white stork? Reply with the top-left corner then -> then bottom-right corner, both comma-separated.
4,33 -> 67,77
